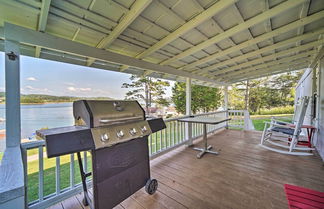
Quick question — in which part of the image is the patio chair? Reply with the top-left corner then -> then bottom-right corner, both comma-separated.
259,96 -> 315,155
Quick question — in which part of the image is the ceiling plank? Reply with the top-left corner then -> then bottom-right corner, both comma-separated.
178,11 -> 324,71
4,23 -> 227,86
232,4 -> 261,58
144,0 -> 238,77
211,39 -> 321,77
296,0 -> 311,47
198,28 -> 324,76
86,0 -> 152,66
71,0 -> 97,42
309,46 -> 324,69
160,0 -> 306,66
135,0 -> 237,59
230,62 -> 309,83
35,0 -> 51,58
50,0 -> 117,27
225,59 -> 310,82
219,50 -> 315,80
262,0 -> 275,54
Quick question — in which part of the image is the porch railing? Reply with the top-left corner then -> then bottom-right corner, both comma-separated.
21,110 -> 250,209
228,110 -> 254,130
148,110 -> 227,159
21,141 -> 91,209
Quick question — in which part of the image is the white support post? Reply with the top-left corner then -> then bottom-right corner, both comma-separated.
311,67 -> 317,124
0,39 -> 25,209
185,78 -> 193,146
5,40 -> 21,147
244,110 -> 249,131
224,86 -> 229,128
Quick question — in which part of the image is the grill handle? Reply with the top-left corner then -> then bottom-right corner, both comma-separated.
99,116 -> 143,124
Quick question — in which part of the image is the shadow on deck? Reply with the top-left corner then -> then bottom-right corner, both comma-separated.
48,129 -> 324,209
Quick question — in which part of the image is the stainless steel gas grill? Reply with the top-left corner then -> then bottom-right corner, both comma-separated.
36,100 -> 166,209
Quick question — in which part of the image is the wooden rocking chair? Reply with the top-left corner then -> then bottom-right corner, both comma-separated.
259,96 -> 315,156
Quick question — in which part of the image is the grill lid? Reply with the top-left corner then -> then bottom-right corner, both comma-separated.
73,100 -> 145,128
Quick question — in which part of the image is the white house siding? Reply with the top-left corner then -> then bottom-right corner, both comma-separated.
315,58 -> 324,160
296,59 -> 324,161
295,68 -> 313,126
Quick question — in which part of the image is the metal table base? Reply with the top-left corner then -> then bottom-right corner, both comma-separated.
193,124 -> 218,159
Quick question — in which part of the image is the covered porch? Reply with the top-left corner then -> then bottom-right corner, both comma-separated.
0,0 -> 324,209
51,129 -> 324,209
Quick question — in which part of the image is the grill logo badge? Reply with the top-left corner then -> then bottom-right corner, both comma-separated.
113,101 -> 124,111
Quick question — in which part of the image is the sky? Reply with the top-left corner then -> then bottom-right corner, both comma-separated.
0,52 -> 174,99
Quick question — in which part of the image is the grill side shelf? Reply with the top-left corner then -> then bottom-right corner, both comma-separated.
147,118 -> 166,133
36,126 -> 94,158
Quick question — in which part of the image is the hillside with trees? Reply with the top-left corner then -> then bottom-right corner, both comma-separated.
172,83 -> 222,114
0,92 -> 112,104
122,75 -> 170,113
229,71 -> 303,114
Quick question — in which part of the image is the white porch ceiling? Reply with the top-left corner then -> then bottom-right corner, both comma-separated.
0,0 -> 323,86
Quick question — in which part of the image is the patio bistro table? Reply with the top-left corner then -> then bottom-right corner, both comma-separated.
178,116 -> 231,159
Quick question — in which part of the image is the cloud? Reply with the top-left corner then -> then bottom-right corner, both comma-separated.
67,86 -> 91,92
67,86 -> 76,92
26,77 -> 37,81
80,88 -> 91,92
21,85 -> 51,94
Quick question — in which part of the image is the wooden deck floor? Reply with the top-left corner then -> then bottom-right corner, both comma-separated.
48,130 -> 324,209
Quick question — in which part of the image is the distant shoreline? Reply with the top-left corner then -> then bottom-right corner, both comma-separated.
0,101 -> 73,105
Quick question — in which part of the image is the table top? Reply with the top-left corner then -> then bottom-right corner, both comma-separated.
287,124 -> 316,129
178,116 -> 231,124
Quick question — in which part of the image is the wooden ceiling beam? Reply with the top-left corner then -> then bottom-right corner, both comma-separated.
86,0 -> 152,66
230,63 -> 309,83
178,11 -> 324,71
224,59 -> 310,82
4,23 -> 227,86
198,28 -> 324,76
135,0 -> 237,59
309,46 -> 324,69
262,0 -> 275,54
296,0 -> 311,47
210,39 -> 322,77
161,0 -> 307,66
219,50 -> 315,80
35,0 -> 51,58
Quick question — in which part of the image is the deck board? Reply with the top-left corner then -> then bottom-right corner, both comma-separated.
47,130 -> 324,209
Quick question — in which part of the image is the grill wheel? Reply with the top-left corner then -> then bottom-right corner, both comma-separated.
145,179 -> 158,195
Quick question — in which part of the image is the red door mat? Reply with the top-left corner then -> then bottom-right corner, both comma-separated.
284,184 -> 324,209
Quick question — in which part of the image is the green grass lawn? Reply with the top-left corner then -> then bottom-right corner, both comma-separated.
27,147 -> 46,157
27,153 -> 92,202
252,116 -> 293,131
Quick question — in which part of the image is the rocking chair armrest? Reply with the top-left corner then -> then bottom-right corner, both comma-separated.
264,121 -> 294,129
270,117 -> 292,125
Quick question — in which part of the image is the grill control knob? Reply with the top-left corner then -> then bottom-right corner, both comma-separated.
101,133 -> 109,142
129,128 -> 137,136
141,126 -> 148,133
116,130 -> 124,138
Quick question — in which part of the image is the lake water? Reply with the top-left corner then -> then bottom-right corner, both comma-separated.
0,103 -> 74,140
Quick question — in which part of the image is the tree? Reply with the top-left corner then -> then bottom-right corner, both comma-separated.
172,82 -> 222,114
122,75 -> 170,113
229,71 -> 304,114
